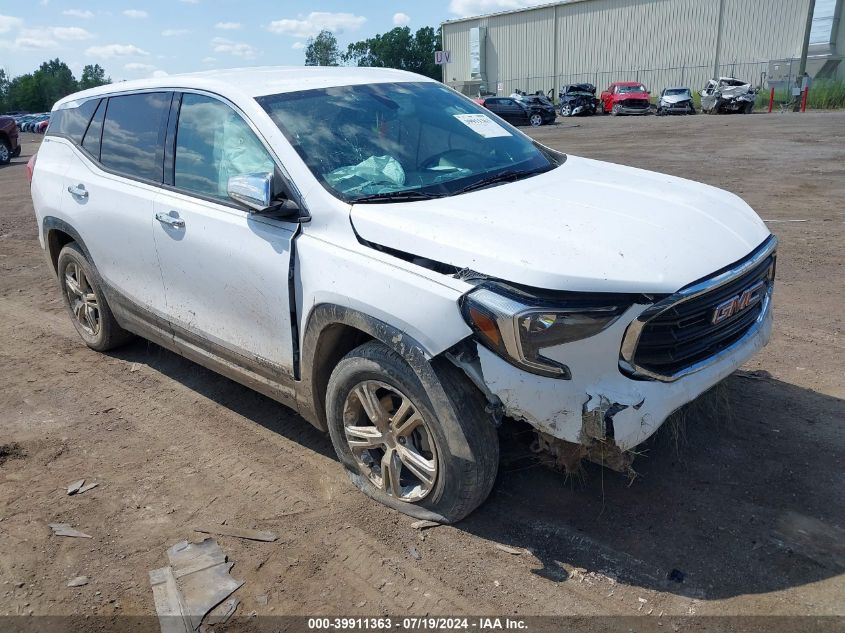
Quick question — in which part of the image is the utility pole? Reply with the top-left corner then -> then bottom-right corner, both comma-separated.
794,0 -> 816,111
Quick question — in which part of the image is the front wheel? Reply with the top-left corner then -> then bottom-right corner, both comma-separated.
529,113 -> 543,127
559,103 -> 572,117
0,140 -> 10,165
326,341 -> 499,523
611,103 -> 622,116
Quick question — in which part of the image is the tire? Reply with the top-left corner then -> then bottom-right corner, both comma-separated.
57,243 -> 134,352
326,340 -> 499,523
743,102 -> 753,114
611,103 -> 622,116
559,103 -> 572,117
0,140 -> 10,165
529,113 -> 543,127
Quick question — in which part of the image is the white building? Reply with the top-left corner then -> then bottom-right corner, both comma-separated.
440,0 -> 843,97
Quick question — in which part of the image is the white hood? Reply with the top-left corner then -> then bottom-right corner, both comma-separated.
350,155 -> 771,294
660,93 -> 692,104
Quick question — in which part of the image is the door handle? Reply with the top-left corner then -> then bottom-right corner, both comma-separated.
155,211 -> 185,229
67,184 -> 88,199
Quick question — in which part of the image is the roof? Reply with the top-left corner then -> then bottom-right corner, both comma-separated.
610,81 -> 645,86
55,65 -> 430,109
442,0 -> 589,25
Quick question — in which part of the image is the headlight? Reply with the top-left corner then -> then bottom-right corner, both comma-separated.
460,286 -> 629,379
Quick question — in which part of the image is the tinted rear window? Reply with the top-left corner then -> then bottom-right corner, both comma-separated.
101,92 -> 170,182
48,99 -> 100,143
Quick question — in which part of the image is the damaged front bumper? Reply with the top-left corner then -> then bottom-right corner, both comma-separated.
462,290 -> 772,458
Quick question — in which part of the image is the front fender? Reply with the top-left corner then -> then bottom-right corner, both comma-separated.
297,304 -> 475,460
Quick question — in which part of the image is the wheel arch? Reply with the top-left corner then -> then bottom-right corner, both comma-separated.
297,304 -> 478,463
43,217 -> 92,275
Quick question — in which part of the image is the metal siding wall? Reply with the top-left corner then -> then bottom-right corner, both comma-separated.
483,6 -> 557,94
554,0 -> 721,93
442,0 -> 812,95
718,0 -> 811,63
442,21 -> 475,83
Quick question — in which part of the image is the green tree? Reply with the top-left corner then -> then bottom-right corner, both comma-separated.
0,69 -> 9,113
342,26 -> 442,81
79,64 -> 110,90
3,58 -> 93,112
304,30 -> 340,66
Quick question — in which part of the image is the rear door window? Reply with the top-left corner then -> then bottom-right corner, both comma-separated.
100,92 -> 171,182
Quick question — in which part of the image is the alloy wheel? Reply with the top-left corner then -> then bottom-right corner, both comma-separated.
560,104 -> 572,117
529,113 -> 543,126
342,380 -> 438,502
0,143 -> 9,163
64,262 -> 100,336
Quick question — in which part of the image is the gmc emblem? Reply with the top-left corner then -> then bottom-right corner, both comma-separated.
711,280 -> 767,325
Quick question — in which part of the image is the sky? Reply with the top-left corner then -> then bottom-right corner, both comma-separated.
0,0 -> 837,80
0,0 -> 556,80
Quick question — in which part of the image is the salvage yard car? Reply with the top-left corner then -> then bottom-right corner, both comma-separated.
0,115 -> 21,165
558,83 -> 599,117
656,87 -> 696,115
30,67 -> 776,522
481,95 -> 556,126
700,77 -> 757,114
600,82 -> 652,115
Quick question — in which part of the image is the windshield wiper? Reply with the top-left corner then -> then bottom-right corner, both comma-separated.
352,190 -> 444,204
452,168 -> 550,195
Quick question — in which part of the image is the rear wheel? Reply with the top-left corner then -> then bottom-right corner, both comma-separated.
529,113 -> 543,127
57,243 -> 134,352
560,103 -> 572,117
326,341 -> 499,523
0,140 -> 10,165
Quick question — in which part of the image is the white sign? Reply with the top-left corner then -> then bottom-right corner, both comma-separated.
453,114 -> 512,138
497,82 -> 504,93
435,50 -> 451,65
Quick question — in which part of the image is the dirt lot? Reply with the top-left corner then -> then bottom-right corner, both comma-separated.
1,112 -> 844,628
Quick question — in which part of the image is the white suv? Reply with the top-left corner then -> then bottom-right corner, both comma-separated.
30,67 -> 775,522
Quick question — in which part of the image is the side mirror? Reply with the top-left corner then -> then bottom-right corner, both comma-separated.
228,172 -> 273,212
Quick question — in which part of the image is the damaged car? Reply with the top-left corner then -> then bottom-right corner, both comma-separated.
31,67 -> 776,523
600,82 -> 652,115
656,87 -> 695,115
558,84 -> 599,117
700,77 -> 757,114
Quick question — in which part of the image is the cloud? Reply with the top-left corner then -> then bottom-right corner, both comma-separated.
215,22 -> 242,30
152,70 -> 168,78
448,0 -> 549,17
180,0 -> 199,3
0,14 -> 23,33
267,12 -> 366,38
52,27 -> 94,41
162,28 -> 190,36
291,41 -> 305,50
212,37 -> 258,59
14,36 -> 57,50
393,12 -> 411,26
202,56 -> 216,63
124,62 -> 155,71
86,43 -> 150,58
62,9 -> 94,19
122,9 -> 148,19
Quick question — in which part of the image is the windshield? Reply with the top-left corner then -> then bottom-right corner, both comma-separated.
257,81 -> 560,203
617,84 -> 646,94
665,88 -> 690,97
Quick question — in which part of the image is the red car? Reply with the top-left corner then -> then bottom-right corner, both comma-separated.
599,82 -> 652,115
0,115 -> 21,165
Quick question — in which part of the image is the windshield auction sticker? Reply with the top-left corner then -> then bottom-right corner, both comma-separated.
453,114 -> 512,138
